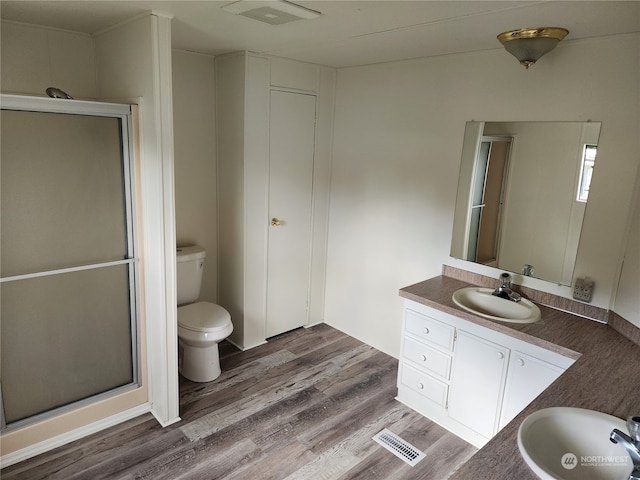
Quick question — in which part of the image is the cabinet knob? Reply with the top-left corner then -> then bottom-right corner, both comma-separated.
271,218 -> 282,226
417,382 -> 424,390
518,358 -> 525,367
497,351 -> 505,360
420,354 -> 427,362
423,327 -> 430,335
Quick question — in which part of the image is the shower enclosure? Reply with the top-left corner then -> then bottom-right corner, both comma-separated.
0,94 -> 140,431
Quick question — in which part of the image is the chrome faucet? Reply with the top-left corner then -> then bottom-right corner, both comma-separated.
610,416 -> 640,480
492,273 -> 521,302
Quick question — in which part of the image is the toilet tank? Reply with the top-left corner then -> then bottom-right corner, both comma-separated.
176,246 -> 206,305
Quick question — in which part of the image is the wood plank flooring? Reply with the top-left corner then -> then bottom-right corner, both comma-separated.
2,324 -> 476,479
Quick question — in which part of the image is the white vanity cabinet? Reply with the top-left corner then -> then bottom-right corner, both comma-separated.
447,330 -> 510,439
396,299 -> 575,447
398,308 -> 454,409
498,350 -> 568,429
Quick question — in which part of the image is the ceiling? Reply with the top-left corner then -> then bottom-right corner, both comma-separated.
1,1 -> 639,68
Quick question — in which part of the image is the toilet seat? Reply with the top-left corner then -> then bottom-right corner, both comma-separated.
178,302 -> 231,334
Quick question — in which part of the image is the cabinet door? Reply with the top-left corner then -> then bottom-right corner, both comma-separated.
498,350 -> 565,430
448,330 -> 509,439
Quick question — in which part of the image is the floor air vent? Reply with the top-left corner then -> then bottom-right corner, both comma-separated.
372,428 -> 426,467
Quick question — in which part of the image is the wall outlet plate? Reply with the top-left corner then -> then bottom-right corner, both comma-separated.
573,277 -> 594,303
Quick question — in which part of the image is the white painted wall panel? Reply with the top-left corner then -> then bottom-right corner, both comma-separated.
614,171 -> 640,328
270,57 -> 319,91
243,54 -> 271,349
0,21 -> 96,98
308,66 -> 336,326
215,53 -> 247,346
172,50 -> 217,303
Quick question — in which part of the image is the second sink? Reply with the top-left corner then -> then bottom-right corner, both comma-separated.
518,407 -> 633,480
452,287 -> 541,323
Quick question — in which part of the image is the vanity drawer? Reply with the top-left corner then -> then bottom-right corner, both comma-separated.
403,336 -> 452,380
405,309 -> 455,351
399,363 -> 448,407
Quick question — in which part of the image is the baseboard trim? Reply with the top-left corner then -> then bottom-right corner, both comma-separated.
225,337 -> 267,351
150,410 -> 181,428
0,403 -> 152,469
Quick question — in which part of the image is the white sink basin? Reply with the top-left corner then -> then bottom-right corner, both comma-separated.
452,287 -> 541,323
518,407 -> 633,480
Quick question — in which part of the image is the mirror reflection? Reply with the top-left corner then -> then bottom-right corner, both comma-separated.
451,121 -> 601,286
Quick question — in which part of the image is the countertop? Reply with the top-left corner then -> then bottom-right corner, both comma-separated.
399,275 -> 640,480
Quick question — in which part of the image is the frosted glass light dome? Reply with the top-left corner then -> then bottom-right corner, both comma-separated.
498,27 -> 569,69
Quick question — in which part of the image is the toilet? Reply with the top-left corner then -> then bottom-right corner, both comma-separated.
177,246 -> 233,382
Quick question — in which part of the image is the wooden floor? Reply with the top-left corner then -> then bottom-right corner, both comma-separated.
2,324 -> 476,479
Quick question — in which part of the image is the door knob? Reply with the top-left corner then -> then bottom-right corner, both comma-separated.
271,218 -> 282,226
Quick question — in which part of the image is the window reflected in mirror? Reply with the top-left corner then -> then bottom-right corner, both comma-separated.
577,144 -> 597,202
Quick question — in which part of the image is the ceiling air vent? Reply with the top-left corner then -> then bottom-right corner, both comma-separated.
221,0 -> 321,25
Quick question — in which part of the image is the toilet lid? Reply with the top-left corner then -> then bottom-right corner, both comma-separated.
178,302 -> 231,333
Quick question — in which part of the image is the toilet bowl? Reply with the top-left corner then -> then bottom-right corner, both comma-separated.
177,301 -> 233,382
176,245 -> 233,382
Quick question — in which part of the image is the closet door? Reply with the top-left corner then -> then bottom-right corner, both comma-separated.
265,91 -> 316,338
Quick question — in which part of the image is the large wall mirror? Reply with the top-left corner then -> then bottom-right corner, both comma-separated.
451,121 -> 601,286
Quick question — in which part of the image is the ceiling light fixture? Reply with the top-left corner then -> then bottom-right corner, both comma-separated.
222,0 -> 321,25
497,27 -> 569,69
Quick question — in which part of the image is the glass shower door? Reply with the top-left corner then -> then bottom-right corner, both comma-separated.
0,99 -> 139,430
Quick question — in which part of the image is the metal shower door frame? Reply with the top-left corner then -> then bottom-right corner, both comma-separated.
0,94 -> 141,431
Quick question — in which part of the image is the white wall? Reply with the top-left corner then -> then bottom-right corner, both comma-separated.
325,34 -> 640,357
0,20 -> 96,98
614,168 -> 640,328
172,50 -> 218,303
